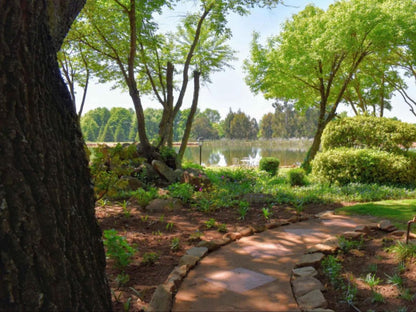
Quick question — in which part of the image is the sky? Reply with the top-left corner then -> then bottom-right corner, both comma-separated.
76,0 -> 416,124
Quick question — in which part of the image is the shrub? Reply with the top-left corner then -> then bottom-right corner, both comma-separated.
103,229 -> 136,269
288,168 -> 307,186
312,148 -> 416,186
259,157 -> 280,176
321,116 -> 416,153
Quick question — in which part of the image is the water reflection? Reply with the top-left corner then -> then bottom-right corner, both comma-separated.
179,139 -> 311,167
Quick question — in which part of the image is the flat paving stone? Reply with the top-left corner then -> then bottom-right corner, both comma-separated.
242,243 -> 293,258
204,267 -> 276,294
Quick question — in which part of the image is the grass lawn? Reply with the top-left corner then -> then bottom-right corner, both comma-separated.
336,199 -> 416,230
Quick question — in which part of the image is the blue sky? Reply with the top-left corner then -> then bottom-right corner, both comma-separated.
78,0 -> 416,123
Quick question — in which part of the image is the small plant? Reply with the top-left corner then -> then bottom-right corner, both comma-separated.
217,223 -> 228,233
98,198 -> 109,207
321,255 -> 343,287
166,222 -> 174,231
171,237 -> 180,251
103,229 -> 136,269
140,215 -> 149,222
399,288 -> 415,302
386,241 -> 416,262
116,272 -> 130,287
168,183 -> 194,203
159,214 -> 165,223
371,291 -> 385,303
132,188 -> 158,207
287,168 -> 307,186
338,236 -> 363,253
262,207 -> 272,220
123,297 -> 132,312
367,263 -> 378,273
120,200 -> 131,218
259,157 -> 280,176
205,218 -> 217,229
397,261 -> 407,273
189,230 -> 203,242
385,272 -> 403,288
343,281 -> 358,305
363,273 -> 381,289
141,252 -> 159,265
238,201 -> 249,220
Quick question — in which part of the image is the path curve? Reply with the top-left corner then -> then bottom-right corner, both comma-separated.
172,212 -> 376,311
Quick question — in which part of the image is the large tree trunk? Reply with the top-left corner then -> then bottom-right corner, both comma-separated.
0,1 -> 112,311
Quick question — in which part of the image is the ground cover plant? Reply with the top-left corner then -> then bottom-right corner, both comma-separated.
318,231 -> 416,312
91,144 -> 416,311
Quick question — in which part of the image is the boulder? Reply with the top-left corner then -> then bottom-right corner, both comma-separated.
292,277 -> 324,297
152,160 -> 178,183
145,198 -> 183,213
148,284 -> 172,312
296,253 -> 325,268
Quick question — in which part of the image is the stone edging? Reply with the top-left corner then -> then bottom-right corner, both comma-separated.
290,216 -> 410,312
147,215 -> 307,312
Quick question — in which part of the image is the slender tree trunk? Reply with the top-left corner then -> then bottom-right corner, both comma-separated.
177,71 -> 201,167
0,1 -> 112,310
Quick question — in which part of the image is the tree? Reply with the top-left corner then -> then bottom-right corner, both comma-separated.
260,113 -> 274,138
191,115 -> 219,140
0,1 -> 111,310
245,0 -> 416,170
66,0 -> 280,166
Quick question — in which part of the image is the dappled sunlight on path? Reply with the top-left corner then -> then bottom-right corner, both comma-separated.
172,213 -> 376,311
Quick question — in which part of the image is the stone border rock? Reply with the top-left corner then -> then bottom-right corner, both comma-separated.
290,217 -> 412,312
147,217 -> 308,312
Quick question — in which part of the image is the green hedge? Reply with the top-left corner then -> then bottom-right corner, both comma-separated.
312,148 -> 416,186
259,157 -> 280,176
321,116 -> 416,153
288,168 -> 307,186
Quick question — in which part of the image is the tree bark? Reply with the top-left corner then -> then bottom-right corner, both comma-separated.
177,71 -> 201,167
0,1 -> 112,310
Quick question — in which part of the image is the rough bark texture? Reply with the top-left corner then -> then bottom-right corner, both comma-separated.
0,1 -> 112,310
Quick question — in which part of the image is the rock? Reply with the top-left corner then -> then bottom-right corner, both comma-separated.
171,265 -> 188,278
297,289 -> 328,310
391,230 -> 406,237
117,176 -> 143,190
292,266 -> 318,278
288,216 -> 300,223
292,277 -> 324,297
315,211 -> 334,219
148,284 -> 172,312
241,193 -> 274,205
378,220 -> 397,232
249,225 -> 266,233
186,247 -> 208,258
134,162 -> 160,183
296,253 -> 325,268
211,237 -> 232,247
239,227 -> 253,237
342,231 -> 365,239
178,255 -> 199,269
354,225 -> 370,233
309,238 -> 339,253
265,221 -> 280,229
152,159 -> 178,183
145,198 -> 182,212
197,240 -> 220,252
223,232 -> 242,240
181,168 -> 211,190
307,309 -> 334,312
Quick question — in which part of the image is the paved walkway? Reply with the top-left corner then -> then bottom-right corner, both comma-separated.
172,212 -> 376,311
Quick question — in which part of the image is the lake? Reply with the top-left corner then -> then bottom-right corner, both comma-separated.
178,139 -> 311,167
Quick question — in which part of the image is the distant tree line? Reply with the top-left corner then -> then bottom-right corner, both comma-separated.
81,104 -> 318,142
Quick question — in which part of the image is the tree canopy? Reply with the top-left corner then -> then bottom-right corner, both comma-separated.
244,0 -> 416,169
62,0 -> 281,166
